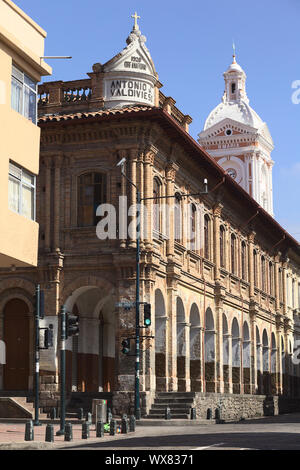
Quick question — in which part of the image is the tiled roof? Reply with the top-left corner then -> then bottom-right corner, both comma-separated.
38,106 -> 153,123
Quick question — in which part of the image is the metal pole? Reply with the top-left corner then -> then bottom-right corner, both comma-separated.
135,189 -> 141,420
34,284 -> 41,426
56,305 -> 66,435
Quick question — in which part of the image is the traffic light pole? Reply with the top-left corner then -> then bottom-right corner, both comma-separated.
135,189 -> 141,420
56,305 -> 66,436
34,284 -> 41,426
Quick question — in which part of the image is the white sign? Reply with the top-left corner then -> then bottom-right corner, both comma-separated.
109,78 -> 154,104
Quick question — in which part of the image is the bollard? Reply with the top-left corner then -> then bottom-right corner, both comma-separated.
190,408 -> 197,420
110,419 -> 116,436
82,422 -> 90,439
129,415 -> 136,432
45,423 -> 54,442
86,412 -> 92,424
78,408 -> 84,420
107,407 -> 112,423
96,420 -> 104,437
121,417 -> 129,434
165,406 -> 171,420
49,408 -> 56,420
207,408 -> 212,420
25,420 -> 34,441
65,422 -> 73,442
215,408 -> 220,421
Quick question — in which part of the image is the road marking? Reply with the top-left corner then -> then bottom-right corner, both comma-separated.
194,442 -> 225,450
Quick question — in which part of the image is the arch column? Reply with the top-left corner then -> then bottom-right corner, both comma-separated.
190,325 -> 202,392
54,155 -> 63,251
128,148 -> 137,249
177,321 -> 191,392
44,157 -> 52,252
249,307 -> 258,394
167,286 -> 178,391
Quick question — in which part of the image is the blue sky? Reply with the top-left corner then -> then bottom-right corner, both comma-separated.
15,0 -> 300,241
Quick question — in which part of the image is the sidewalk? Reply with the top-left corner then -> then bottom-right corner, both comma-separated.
0,421 -> 135,450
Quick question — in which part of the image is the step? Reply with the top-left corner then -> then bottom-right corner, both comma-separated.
146,414 -> 190,419
149,409 -> 190,416
151,403 -> 192,409
154,398 -> 194,404
157,393 -> 196,398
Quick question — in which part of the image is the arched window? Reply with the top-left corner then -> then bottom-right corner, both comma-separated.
77,172 -> 106,227
269,262 -> 273,296
153,177 -> 161,232
253,250 -> 258,287
189,203 -> 196,249
174,192 -> 182,242
231,234 -> 236,274
204,214 -> 210,259
231,82 -> 236,94
220,226 -> 225,268
241,241 -> 246,280
261,256 -> 266,292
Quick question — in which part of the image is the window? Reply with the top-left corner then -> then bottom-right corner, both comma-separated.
220,226 -> 225,268
204,214 -> 210,259
231,83 -> 236,94
8,161 -> 36,220
189,204 -> 196,249
174,193 -> 182,242
231,234 -> 236,274
261,256 -> 266,292
253,250 -> 258,287
269,262 -> 273,296
11,65 -> 37,124
77,172 -> 106,227
241,241 -> 246,280
153,178 -> 161,232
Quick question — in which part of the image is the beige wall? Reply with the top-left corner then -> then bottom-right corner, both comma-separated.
0,0 -> 51,267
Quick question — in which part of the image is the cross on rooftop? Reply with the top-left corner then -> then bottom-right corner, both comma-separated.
131,12 -> 140,30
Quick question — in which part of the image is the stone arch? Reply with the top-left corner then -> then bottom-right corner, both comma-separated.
271,332 -> 277,394
204,307 -> 215,392
176,296 -> 187,391
256,327 -> 262,394
189,303 -> 201,391
154,289 -> 167,391
63,277 -> 116,393
231,317 -> 240,393
262,329 -> 270,394
222,313 -> 230,392
243,321 -> 251,393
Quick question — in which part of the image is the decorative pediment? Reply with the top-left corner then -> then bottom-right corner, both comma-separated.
198,118 -> 258,141
102,22 -> 158,108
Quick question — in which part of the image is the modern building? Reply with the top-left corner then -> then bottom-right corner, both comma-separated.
0,0 -> 51,378
0,0 -> 51,269
0,15 -> 299,419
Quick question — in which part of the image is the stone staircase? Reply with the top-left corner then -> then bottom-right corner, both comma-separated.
0,393 -> 48,419
66,392 -> 113,418
146,392 -> 196,419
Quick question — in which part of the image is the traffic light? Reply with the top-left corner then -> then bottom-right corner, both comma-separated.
121,338 -> 130,355
44,324 -> 54,349
144,303 -> 151,327
66,313 -> 79,338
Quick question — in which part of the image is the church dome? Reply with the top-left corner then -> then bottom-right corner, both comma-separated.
204,100 -> 264,130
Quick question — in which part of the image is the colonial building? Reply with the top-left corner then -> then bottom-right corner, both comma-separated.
0,16 -> 299,418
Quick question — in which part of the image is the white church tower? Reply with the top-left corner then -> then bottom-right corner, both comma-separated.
198,52 -> 274,216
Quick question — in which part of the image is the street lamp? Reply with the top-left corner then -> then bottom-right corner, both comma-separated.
118,157 -> 208,419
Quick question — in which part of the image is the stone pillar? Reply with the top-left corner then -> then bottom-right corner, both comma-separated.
282,259 -> 288,314
213,204 -> 223,281
119,150 -> 127,249
249,304 -> 258,394
177,321 -> 191,392
276,314 -> 284,395
128,148 -> 138,248
165,162 -> 178,260
44,157 -> 52,252
144,147 -> 157,249
190,325 -> 202,392
64,155 -> 72,250
274,256 -> 281,312
214,283 -> 225,393
53,155 -> 63,251
167,283 -> 178,391
225,333 -> 233,393
248,231 -> 256,298
137,151 -> 145,249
